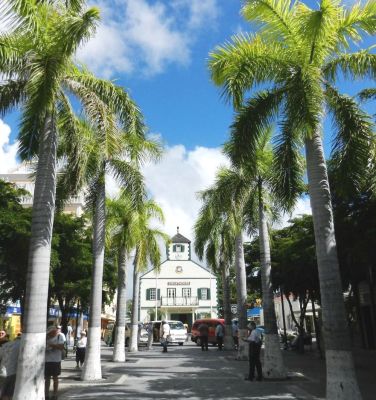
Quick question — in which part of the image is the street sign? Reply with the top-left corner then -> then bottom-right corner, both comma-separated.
231,304 -> 238,314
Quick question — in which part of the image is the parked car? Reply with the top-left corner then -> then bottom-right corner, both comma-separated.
151,320 -> 187,345
191,318 -> 225,346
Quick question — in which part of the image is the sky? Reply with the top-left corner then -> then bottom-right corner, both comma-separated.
0,0 -> 374,251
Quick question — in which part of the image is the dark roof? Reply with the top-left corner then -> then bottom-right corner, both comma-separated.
171,233 -> 191,244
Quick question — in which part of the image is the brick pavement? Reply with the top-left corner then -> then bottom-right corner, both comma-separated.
56,342 -> 374,400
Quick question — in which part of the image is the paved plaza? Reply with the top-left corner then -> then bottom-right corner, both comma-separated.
57,341 -> 375,400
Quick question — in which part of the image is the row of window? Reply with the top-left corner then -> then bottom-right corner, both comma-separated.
145,287 -> 211,300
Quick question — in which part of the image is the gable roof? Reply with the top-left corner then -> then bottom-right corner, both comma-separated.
171,233 -> 191,244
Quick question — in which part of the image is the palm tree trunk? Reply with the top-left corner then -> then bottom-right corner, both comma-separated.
129,251 -> 140,352
235,232 -> 248,360
221,258 -> 233,350
113,246 -> 127,362
305,132 -> 361,399
13,114 -> 57,400
81,178 -> 106,381
258,180 -> 286,379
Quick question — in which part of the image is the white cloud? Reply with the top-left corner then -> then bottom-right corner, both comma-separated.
277,197 -> 312,229
142,144 -> 229,242
78,0 -> 219,77
0,119 -> 19,174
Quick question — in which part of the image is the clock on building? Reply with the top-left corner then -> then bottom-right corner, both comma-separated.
175,266 -> 183,274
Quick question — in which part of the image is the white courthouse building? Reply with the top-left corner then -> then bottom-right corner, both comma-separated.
139,229 -> 218,329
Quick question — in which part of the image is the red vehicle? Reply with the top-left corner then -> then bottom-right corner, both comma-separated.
191,318 -> 225,346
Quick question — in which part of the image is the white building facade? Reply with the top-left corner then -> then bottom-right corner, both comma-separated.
139,230 -> 218,329
0,163 -> 85,216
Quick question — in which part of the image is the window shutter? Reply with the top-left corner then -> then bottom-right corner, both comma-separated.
197,288 -> 202,300
157,289 -> 160,300
207,288 -> 211,300
173,245 -> 177,252
146,288 -> 150,300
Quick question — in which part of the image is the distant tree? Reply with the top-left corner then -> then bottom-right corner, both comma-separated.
49,213 -> 93,335
271,215 -> 320,352
329,161 -> 376,348
0,181 -> 31,324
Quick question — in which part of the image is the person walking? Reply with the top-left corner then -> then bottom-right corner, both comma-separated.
160,321 -> 170,353
0,335 -> 21,400
215,323 -> 224,351
75,331 -> 87,368
146,323 -> 153,350
232,321 -> 239,350
198,322 -> 209,351
244,321 -> 263,381
66,324 -> 73,347
45,326 -> 66,400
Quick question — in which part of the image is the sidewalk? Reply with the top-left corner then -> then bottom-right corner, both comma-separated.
57,343 -> 375,400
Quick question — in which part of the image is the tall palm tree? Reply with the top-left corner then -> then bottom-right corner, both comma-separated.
209,1 -> 374,396
201,134 -> 289,375
194,192 -> 236,350
0,2 -> 103,398
128,200 -> 169,352
106,194 -> 138,362
59,117 -> 161,378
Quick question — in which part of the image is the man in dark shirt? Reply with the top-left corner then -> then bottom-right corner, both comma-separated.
198,323 -> 209,351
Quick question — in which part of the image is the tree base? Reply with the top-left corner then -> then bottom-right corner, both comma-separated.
81,327 -> 102,380
326,350 -> 362,400
263,333 -> 287,379
13,332 -> 46,400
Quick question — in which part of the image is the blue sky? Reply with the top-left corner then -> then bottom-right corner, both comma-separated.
1,0 -> 375,241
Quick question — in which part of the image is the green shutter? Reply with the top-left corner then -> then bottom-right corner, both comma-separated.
197,288 -> 202,300
207,288 -> 211,300
146,288 -> 150,300
157,289 -> 160,300
173,244 -> 177,252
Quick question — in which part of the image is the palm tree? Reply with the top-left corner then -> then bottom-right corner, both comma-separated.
128,200 -> 169,352
106,194 -> 138,362
0,2 -> 102,398
201,133 -> 289,375
59,117 -> 161,378
194,191 -> 236,351
209,0 -> 375,396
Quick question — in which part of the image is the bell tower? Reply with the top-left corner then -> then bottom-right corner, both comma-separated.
167,227 -> 191,261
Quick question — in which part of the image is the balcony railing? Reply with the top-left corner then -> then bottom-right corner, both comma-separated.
160,296 -> 199,307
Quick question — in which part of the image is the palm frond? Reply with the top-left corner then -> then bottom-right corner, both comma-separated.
123,134 -> 163,166
107,159 -> 146,208
271,116 -> 305,211
296,0 -> 341,64
51,6 -> 99,58
65,67 -> 146,136
242,0 -> 299,45
208,34 -> 292,108
0,79 -> 27,115
0,0 -> 39,32
358,88 -> 376,101
323,50 -> 376,82
224,87 -> 285,166
338,0 -> 376,44
326,84 -> 374,191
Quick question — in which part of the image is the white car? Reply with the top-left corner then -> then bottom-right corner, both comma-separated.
151,320 -> 188,345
